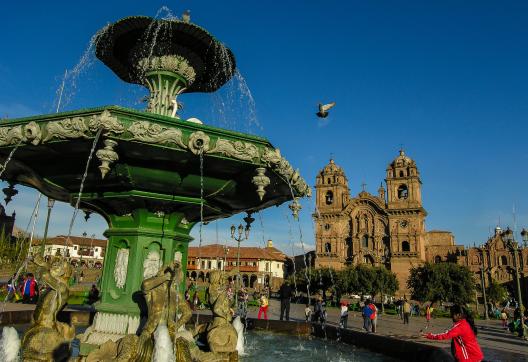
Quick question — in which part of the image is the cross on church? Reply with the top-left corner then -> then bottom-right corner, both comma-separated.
361,181 -> 367,191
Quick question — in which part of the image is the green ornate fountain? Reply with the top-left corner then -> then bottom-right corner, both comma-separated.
0,16 -> 309,354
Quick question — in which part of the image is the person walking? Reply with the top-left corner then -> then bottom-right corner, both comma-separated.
362,300 -> 373,332
21,273 -> 38,304
403,299 -> 411,324
305,304 -> 312,322
340,301 -> 349,328
313,298 -> 323,323
424,304 -> 484,362
500,309 -> 508,330
426,304 -> 433,328
368,300 -> 378,333
279,281 -> 293,321
258,293 -> 268,320
87,284 -> 99,305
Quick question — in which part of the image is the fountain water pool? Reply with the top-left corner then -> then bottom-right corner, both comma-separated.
242,330 -> 399,362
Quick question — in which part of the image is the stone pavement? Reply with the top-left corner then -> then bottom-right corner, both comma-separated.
2,300 -> 527,361
242,300 -> 528,362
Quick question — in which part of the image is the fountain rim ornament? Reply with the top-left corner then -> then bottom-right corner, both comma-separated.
95,15 -> 236,93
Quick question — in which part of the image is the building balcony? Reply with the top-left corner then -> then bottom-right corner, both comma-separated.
391,251 -> 418,258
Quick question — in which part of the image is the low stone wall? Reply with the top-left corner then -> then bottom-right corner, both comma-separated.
247,319 -> 454,362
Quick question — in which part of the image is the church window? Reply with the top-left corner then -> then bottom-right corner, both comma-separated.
397,184 -> 408,199
361,234 -> 369,248
324,224 -> 331,231
333,176 -> 336,183
500,255 -> 508,265
324,242 -> 331,253
325,191 -> 334,205
401,241 -> 410,252
399,170 -> 404,177
327,178 -> 331,184
434,255 -> 442,263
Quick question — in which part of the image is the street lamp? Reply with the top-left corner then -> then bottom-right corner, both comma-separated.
501,227 -> 527,339
478,245 -> 489,320
223,245 -> 230,271
40,198 -> 55,257
230,212 -> 254,304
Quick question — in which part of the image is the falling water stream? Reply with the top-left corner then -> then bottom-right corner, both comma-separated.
63,129 -> 102,252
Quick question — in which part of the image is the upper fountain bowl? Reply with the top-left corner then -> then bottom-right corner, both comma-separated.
95,16 -> 236,93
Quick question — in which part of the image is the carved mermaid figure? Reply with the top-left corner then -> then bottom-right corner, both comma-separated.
21,255 -> 75,361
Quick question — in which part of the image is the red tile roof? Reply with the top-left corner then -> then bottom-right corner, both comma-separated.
188,244 -> 287,262
33,235 -> 108,248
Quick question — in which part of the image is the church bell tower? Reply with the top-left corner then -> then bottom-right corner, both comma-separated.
314,159 -> 350,269
385,149 -> 427,295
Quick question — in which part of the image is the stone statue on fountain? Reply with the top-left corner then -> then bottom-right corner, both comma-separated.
86,255 -> 194,362
21,254 -> 75,361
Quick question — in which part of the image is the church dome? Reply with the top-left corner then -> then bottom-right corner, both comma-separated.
390,149 -> 415,168
321,159 -> 344,175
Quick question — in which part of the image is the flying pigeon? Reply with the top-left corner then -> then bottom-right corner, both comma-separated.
316,102 -> 336,118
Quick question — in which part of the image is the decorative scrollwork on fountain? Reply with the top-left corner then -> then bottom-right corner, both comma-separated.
209,138 -> 259,161
43,117 -> 89,142
88,110 -> 126,135
261,147 -> 311,198
0,122 -> 42,146
188,131 -> 210,155
137,55 -> 197,85
128,120 -> 186,149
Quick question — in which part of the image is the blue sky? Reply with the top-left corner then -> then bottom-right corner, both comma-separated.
1,1 -> 528,255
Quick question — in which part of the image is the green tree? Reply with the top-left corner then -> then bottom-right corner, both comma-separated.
487,280 -> 508,306
372,266 -> 399,313
407,262 -> 475,304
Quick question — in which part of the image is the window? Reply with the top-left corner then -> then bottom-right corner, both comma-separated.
327,178 -> 331,184
325,191 -> 334,205
324,242 -> 331,253
361,235 -> 369,248
501,255 -> 508,265
324,224 -> 331,231
397,184 -> 408,199
434,255 -> 442,263
265,262 -> 269,272
399,170 -> 404,177
402,241 -> 410,252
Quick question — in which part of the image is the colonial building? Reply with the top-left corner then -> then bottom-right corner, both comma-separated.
314,150 -> 459,295
32,235 -> 107,268
463,227 -> 528,305
187,240 -> 288,290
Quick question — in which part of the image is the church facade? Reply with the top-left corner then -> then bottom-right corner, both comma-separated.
314,150 -> 458,295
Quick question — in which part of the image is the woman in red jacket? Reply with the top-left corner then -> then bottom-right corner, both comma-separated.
423,305 -> 484,362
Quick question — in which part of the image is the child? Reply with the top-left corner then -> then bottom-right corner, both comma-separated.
339,302 -> 349,328
258,294 -> 268,320
304,304 -> 312,322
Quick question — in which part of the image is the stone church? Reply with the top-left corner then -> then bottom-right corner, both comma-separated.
314,150 -> 459,295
